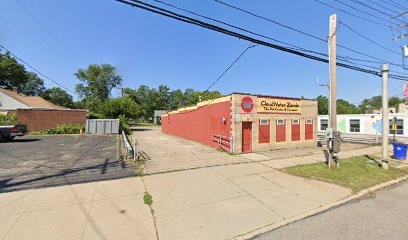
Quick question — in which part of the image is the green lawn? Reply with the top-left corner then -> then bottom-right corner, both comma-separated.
284,155 -> 408,193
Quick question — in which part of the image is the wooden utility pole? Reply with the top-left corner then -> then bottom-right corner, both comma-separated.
381,64 -> 389,170
329,14 -> 337,132
328,14 -> 337,169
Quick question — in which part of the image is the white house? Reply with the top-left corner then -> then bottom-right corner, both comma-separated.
0,88 -> 66,114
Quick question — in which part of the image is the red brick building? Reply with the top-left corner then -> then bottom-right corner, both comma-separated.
161,93 -> 317,154
0,88 -> 87,131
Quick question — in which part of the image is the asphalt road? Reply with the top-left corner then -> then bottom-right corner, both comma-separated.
0,135 -> 137,192
252,181 -> 408,240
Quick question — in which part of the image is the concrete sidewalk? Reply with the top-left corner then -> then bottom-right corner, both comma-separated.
133,127 -> 375,175
1,161 -> 351,240
0,143 -> 386,240
0,178 -> 156,240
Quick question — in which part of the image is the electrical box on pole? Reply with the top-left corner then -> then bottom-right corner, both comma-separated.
404,46 -> 408,58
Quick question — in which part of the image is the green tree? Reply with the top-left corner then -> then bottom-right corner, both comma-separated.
316,95 -> 329,115
389,96 -> 404,108
337,99 -> 359,114
98,97 -> 141,119
20,72 -> 46,96
39,87 -> 74,108
0,51 -> 28,92
74,64 -> 122,110
200,90 -> 222,101
358,95 -> 404,112
169,89 -> 184,108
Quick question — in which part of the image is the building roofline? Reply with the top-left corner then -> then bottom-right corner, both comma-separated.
16,108 -> 89,112
229,92 -> 315,101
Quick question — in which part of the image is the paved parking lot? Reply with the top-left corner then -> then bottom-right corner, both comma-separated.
0,135 -> 137,192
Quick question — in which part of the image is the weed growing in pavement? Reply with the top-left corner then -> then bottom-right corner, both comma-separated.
144,192 -> 153,206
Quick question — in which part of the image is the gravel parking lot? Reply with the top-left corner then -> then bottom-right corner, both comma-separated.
0,135 -> 137,192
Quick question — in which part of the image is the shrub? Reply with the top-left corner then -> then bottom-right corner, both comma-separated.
119,114 -> 131,135
88,112 -> 104,119
0,113 -> 17,125
30,124 -> 85,135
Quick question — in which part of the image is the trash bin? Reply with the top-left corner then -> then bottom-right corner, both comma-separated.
392,142 -> 408,160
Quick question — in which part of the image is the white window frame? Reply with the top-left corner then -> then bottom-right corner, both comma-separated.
306,119 -> 313,125
260,119 -> 269,126
291,119 -> 300,125
277,119 -> 285,126
349,119 -> 361,133
320,119 -> 328,131
389,119 -> 404,135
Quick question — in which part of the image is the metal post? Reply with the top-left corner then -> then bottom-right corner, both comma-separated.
382,64 -> 389,169
133,139 -> 138,161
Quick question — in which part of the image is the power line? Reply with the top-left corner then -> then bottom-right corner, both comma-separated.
367,0 -> 400,14
313,0 -> 392,27
213,0 -> 401,67
0,16 -> 47,50
171,44 -> 257,115
385,0 -> 408,10
339,20 -> 401,55
349,0 -> 395,18
213,0 -> 327,42
331,0 -> 397,25
0,44 -> 76,95
155,0 -> 405,68
13,0 -> 77,57
205,44 -> 257,91
115,0 -> 408,81
151,0 -> 328,58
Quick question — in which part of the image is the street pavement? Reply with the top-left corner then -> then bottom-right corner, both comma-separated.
252,181 -> 408,240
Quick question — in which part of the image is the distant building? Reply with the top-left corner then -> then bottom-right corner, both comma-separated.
154,110 -> 168,124
318,113 -> 408,137
0,88 -> 87,132
0,88 -> 66,114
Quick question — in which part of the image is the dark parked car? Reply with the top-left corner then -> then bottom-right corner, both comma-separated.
0,124 -> 27,141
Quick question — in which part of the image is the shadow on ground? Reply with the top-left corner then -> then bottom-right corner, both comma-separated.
0,135 -> 137,192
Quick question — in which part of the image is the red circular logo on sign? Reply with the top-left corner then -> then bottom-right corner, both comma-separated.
241,97 -> 254,113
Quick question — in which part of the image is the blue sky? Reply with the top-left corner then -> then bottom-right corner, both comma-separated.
1,0 -> 407,104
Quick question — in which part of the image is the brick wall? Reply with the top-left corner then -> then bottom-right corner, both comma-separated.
17,109 -> 87,132
161,100 -> 232,149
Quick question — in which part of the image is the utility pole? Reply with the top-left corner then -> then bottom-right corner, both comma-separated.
329,14 -> 337,133
391,10 -> 408,69
381,64 -> 389,170
327,14 -> 340,169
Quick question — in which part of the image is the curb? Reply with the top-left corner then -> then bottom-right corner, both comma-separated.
235,174 -> 408,240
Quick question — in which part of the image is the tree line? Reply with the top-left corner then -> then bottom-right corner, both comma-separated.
316,95 -> 405,115
0,50 -> 221,121
1,50 -> 405,121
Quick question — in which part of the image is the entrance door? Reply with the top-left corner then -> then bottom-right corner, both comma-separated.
242,122 -> 252,153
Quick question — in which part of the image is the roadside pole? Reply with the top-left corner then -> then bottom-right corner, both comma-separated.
381,64 -> 389,170
328,14 -> 338,169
